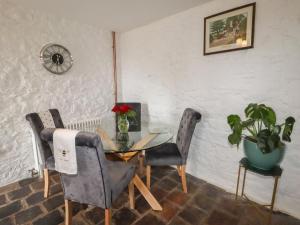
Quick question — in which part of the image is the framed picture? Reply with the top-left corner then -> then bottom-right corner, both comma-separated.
204,3 -> 256,55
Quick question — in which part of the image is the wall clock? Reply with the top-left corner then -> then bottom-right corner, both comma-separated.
40,43 -> 73,74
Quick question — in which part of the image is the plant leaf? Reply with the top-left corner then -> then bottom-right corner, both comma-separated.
267,134 -> 280,150
282,117 -> 296,142
262,106 -> 276,128
242,119 -> 255,128
257,129 -> 271,153
228,133 -> 242,145
272,125 -> 281,135
227,115 -> 242,147
227,115 -> 241,129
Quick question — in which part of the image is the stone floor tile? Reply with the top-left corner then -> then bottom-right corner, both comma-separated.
0,195 -> 7,206
15,206 -> 43,224
153,200 -> 179,223
150,186 -> 168,202
0,200 -> 22,218
134,195 -> 151,215
84,207 -> 105,224
113,207 -> 138,225
51,174 -> 61,184
30,180 -> 44,191
272,211 -> 300,225
156,178 -> 178,192
26,192 -> 44,206
112,191 -> 128,209
192,193 -> 217,213
169,216 -> 189,225
43,194 -> 64,212
133,213 -> 166,225
166,190 -> 190,207
49,184 -> 62,195
0,217 -> 14,225
7,186 -> 32,201
206,210 -> 239,225
0,183 -> 20,194
178,205 -> 207,225
217,197 -> 245,216
33,210 -> 63,225
19,177 -> 40,187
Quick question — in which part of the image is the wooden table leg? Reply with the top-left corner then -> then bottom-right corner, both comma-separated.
133,174 -> 162,211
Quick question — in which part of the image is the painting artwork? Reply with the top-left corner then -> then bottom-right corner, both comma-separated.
204,3 -> 256,55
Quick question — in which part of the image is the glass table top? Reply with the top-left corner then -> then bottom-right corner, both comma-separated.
95,126 -> 173,153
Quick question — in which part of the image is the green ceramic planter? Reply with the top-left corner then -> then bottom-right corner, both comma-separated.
243,138 -> 285,170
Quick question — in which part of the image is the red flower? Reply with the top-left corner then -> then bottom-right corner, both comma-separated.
112,104 -> 132,114
112,105 -> 120,113
119,104 -> 132,113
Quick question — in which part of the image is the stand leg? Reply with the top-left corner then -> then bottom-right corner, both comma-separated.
241,168 -> 247,196
235,165 -> 242,200
268,176 -> 279,224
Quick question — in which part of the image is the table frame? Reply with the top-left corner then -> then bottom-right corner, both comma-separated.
96,128 -> 163,211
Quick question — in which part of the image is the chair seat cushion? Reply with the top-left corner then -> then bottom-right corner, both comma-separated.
107,160 -> 136,202
45,156 -> 55,170
145,143 -> 183,166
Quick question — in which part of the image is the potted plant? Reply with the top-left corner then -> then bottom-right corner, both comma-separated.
227,103 -> 295,170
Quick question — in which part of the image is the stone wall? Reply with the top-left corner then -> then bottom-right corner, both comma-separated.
118,0 -> 300,218
0,0 -> 114,186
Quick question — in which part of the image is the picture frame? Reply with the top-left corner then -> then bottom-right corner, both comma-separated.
204,3 -> 256,55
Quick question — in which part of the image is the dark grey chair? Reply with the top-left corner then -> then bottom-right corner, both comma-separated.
25,109 -> 64,198
41,128 -> 136,225
144,108 -> 201,193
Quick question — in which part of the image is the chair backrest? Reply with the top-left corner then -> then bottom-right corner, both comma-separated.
176,108 -> 201,163
116,102 -> 141,132
41,128 -> 112,208
25,109 -> 64,164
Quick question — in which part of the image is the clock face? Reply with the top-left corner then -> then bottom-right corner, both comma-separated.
40,44 -> 73,74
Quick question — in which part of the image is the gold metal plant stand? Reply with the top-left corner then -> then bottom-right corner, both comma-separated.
235,158 -> 282,225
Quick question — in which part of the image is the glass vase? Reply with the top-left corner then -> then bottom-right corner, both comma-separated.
118,115 -> 129,133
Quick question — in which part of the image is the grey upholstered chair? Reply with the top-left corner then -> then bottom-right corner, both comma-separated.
25,109 -> 64,198
41,128 -> 136,225
145,108 -> 201,193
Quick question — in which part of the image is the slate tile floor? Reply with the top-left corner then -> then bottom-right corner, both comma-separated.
0,166 -> 299,225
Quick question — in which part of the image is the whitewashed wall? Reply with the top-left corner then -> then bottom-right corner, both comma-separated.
0,0 -> 114,186
119,0 -> 300,218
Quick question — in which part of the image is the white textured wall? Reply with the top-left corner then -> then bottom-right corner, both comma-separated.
119,0 -> 300,218
0,0 -> 114,186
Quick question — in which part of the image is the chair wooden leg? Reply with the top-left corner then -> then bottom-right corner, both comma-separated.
43,169 -> 50,198
105,208 -> 111,225
146,165 -> 151,189
177,165 -> 182,176
128,180 -> 135,209
65,199 -> 72,225
181,165 -> 188,193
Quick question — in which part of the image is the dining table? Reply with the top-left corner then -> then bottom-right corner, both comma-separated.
95,125 -> 173,211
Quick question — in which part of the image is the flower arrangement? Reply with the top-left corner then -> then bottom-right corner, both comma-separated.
112,104 -> 136,134
112,104 -> 136,118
